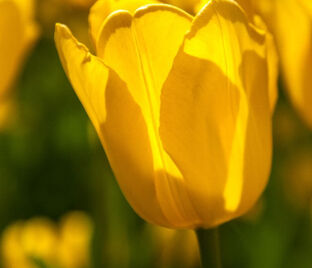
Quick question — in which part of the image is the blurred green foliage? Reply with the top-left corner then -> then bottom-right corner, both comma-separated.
0,34 -> 312,268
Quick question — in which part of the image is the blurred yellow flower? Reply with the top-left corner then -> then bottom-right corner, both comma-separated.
236,0 -> 312,128
0,0 -> 38,129
1,218 -> 58,268
55,0 -> 276,228
58,211 -> 93,268
21,218 -> 58,263
0,212 -> 93,268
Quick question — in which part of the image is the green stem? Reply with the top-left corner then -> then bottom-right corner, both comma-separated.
195,228 -> 222,268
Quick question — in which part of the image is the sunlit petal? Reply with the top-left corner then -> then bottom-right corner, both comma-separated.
160,0 -> 272,227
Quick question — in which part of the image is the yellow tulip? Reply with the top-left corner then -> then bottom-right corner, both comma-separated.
55,0 -> 276,228
0,0 -> 38,112
236,0 -> 312,128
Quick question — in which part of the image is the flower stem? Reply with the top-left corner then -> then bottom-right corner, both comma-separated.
195,227 -> 222,268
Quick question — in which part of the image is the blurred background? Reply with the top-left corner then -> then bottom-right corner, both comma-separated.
0,0 -> 312,268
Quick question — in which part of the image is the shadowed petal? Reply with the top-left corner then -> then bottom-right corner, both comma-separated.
96,5 -> 201,226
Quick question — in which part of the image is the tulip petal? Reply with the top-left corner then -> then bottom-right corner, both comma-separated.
88,0 -> 158,48
160,0 -> 272,227
55,24 -> 109,135
96,5 -> 202,227
54,24 -> 171,226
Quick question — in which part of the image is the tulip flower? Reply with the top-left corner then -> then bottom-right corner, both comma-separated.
55,0 -> 276,230
236,0 -> 312,128
0,0 -> 38,128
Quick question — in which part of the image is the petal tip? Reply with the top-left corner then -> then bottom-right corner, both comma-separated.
55,23 -> 72,39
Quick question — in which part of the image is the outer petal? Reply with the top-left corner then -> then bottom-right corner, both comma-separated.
96,5 -> 203,227
55,24 -> 109,136
88,0 -> 158,48
160,0 -> 272,227
54,24 -> 170,227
